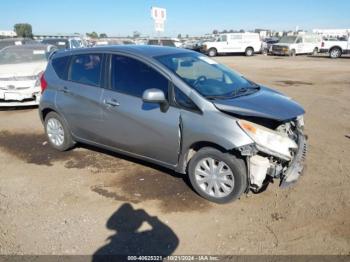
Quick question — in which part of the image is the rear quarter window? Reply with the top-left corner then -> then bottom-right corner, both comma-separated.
52,56 -> 70,80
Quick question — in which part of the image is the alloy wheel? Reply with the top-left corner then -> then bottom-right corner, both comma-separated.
46,118 -> 65,147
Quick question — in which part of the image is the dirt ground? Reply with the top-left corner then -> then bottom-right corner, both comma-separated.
0,54 -> 349,256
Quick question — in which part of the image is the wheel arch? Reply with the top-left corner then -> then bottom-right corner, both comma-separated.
176,140 -> 241,174
330,45 -> 343,52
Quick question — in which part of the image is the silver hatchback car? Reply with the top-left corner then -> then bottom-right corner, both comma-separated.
39,45 -> 306,203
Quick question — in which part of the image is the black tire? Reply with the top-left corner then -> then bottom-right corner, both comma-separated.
188,147 -> 248,204
44,111 -> 74,151
312,47 -> 318,56
290,49 -> 296,57
245,47 -> 254,56
208,48 -> 217,57
329,47 -> 342,59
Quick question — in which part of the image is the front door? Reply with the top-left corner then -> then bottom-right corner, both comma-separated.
99,54 -> 180,166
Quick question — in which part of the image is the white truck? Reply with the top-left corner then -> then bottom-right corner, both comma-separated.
200,33 -> 262,57
320,36 -> 350,58
271,34 -> 322,56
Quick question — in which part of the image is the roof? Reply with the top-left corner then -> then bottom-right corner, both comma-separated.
56,45 -> 194,58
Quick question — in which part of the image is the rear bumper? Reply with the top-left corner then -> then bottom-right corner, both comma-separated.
280,133 -> 307,188
0,90 -> 41,107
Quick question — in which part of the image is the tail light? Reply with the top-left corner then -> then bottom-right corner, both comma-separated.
321,42 -> 324,47
40,72 -> 48,93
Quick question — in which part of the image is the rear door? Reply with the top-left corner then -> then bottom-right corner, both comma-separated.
55,53 -> 105,142
99,54 -> 180,165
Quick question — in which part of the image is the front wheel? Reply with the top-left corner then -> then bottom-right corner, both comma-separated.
188,147 -> 247,203
245,47 -> 254,56
44,112 -> 74,151
289,49 -> 296,57
208,48 -> 217,57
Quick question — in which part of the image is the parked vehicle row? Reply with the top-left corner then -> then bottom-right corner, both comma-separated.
39,45 -> 307,203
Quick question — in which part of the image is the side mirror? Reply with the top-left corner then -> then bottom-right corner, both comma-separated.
142,88 -> 166,104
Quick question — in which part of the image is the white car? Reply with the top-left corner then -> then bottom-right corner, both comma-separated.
271,34 -> 322,56
200,33 -> 262,57
0,44 -> 55,107
320,36 -> 350,58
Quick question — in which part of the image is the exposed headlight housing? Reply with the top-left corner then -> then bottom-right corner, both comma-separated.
238,120 -> 298,160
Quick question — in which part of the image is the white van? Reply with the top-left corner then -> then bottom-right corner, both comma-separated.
271,34 -> 322,56
201,33 -> 262,57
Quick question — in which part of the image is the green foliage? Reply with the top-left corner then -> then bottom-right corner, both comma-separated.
86,31 -> 99,38
14,23 -> 33,38
99,33 -> 108,38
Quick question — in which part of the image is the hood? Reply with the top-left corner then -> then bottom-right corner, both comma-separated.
0,61 -> 47,78
213,86 -> 305,121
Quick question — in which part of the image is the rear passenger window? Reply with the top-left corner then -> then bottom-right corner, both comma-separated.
52,56 -> 70,80
111,55 -> 169,98
69,54 -> 102,86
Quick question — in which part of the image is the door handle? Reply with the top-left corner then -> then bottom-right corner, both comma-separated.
103,98 -> 120,107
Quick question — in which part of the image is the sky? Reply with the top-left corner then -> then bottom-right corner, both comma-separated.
1,0 -> 349,37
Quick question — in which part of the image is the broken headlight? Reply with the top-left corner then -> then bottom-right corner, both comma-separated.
238,120 -> 298,160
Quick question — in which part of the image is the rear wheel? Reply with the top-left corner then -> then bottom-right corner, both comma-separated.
188,147 -> 247,203
44,112 -> 74,151
208,48 -> 217,57
312,47 -> 318,56
329,47 -> 342,59
245,47 -> 254,56
290,49 -> 296,57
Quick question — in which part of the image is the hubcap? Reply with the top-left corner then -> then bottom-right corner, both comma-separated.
331,49 -> 340,58
194,157 -> 234,198
46,118 -> 64,147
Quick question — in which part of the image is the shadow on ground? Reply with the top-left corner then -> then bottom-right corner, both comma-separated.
0,131 -> 211,213
92,203 -> 179,261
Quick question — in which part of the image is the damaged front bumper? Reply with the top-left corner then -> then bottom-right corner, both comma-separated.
280,133 -> 307,188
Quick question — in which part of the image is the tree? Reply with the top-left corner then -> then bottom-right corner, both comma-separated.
222,30 -> 228,33
212,29 -> 218,35
86,32 -> 98,38
14,23 -> 33,38
229,29 -> 234,33
239,29 -> 245,33
99,33 -> 108,38
177,34 -> 182,39
133,31 -> 141,38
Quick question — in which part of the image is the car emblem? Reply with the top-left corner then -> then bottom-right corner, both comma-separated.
7,85 -> 15,90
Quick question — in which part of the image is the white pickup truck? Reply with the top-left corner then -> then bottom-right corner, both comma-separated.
320,36 -> 350,58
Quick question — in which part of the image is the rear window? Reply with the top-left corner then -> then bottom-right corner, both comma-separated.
68,54 -> 102,87
52,56 -> 70,80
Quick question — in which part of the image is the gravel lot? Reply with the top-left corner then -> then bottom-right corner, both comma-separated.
0,54 -> 349,256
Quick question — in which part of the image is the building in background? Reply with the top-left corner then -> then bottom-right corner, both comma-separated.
0,30 -> 17,37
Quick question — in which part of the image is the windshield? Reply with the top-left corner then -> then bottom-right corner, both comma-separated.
155,52 -> 258,99
0,46 -> 48,65
279,36 -> 297,43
